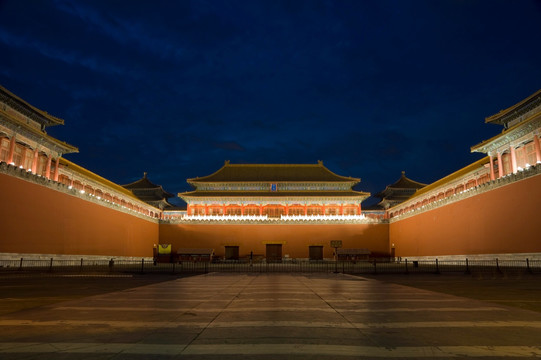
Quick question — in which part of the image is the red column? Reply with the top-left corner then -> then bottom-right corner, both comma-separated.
304,205 -> 307,215
489,155 -> 495,181
497,152 -> 503,178
53,157 -> 60,181
321,204 -> 325,216
187,204 -> 192,215
510,146 -> 517,173
31,148 -> 39,173
534,134 -> 541,164
259,205 -> 263,215
45,155 -> 52,179
7,136 -> 16,164
241,205 -> 244,215
357,204 -> 361,214
285,204 -> 289,216
340,204 -> 344,215
204,204 -> 209,215
223,204 -> 227,215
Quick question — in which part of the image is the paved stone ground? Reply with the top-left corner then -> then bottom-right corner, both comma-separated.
1,273 -> 541,359
365,273 -> 541,313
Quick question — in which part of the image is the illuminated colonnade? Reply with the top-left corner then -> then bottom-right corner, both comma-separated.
179,161 -> 370,221
0,85 -> 162,220
389,89 -> 541,220
473,90 -> 541,179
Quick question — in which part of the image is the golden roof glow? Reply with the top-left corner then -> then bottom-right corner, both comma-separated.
406,156 -> 489,200
0,85 -> 64,126
59,158 -> 139,200
471,113 -> 539,153
485,88 -> 541,124
188,161 -> 360,184
0,106 -> 78,154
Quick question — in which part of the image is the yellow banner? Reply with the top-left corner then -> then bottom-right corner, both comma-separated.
158,244 -> 171,255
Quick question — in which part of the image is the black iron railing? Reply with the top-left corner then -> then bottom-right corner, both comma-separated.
1,257 -> 540,277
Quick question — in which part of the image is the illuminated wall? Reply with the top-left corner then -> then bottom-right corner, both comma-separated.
2,162 -> 539,260
159,222 -> 390,258
390,174 -> 541,257
0,173 -> 158,257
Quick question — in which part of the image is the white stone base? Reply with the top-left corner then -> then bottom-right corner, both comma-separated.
402,252 -> 541,261
0,252 -> 153,262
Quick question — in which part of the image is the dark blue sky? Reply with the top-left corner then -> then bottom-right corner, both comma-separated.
1,0 -> 541,206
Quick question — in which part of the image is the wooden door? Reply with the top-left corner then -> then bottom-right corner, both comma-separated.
309,246 -> 323,261
266,244 -> 282,263
225,246 -> 239,260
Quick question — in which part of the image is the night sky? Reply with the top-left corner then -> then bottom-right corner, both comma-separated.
1,0 -> 541,206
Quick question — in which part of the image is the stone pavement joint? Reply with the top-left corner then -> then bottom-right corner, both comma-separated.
1,273 -> 541,359
1,343 -> 541,357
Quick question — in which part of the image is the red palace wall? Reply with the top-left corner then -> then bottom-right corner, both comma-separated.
159,223 -> 390,259
0,173 -> 158,258
390,174 -> 541,257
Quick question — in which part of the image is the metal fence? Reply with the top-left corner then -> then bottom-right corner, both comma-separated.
1,257 -> 540,276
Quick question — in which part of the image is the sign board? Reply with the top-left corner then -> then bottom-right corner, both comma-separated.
330,240 -> 342,248
158,244 -> 172,255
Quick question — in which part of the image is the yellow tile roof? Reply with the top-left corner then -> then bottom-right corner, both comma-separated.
188,161 -> 360,184
471,113 -> 538,153
406,156 -> 489,200
485,88 -> 541,124
0,107 -> 78,154
59,158 -> 139,200
0,85 -> 64,126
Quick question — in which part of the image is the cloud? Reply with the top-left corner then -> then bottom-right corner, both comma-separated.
0,29 -> 135,78
53,0 -> 190,62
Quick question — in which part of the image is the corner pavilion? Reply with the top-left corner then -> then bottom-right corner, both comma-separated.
179,161 -> 370,219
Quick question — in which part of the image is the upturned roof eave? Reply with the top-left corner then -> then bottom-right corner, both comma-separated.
0,107 -> 78,154
186,162 -> 360,184
59,158 -> 141,201
485,88 -> 541,124
402,156 -> 490,201
0,85 -> 64,127
390,177 -> 427,189
471,113 -> 538,153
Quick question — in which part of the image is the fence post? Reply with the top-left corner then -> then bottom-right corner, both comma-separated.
205,262 -> 208,274
141,258 -> 145,274
342,261 -> 345,274
19,257 -> 23,271
465,258 -> 470,274
373,260 -> 377,274
80,258 -> 83,272
496,258 -> 501,274
435,258 -> 440,274
405,259 -> 408,274
526,258 -> 531,274
49,258 -> 53,272
172,262 -> 175,274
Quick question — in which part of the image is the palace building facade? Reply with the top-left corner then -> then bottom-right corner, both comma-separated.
0,84 -> 540,261
180,161 -> 369,218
